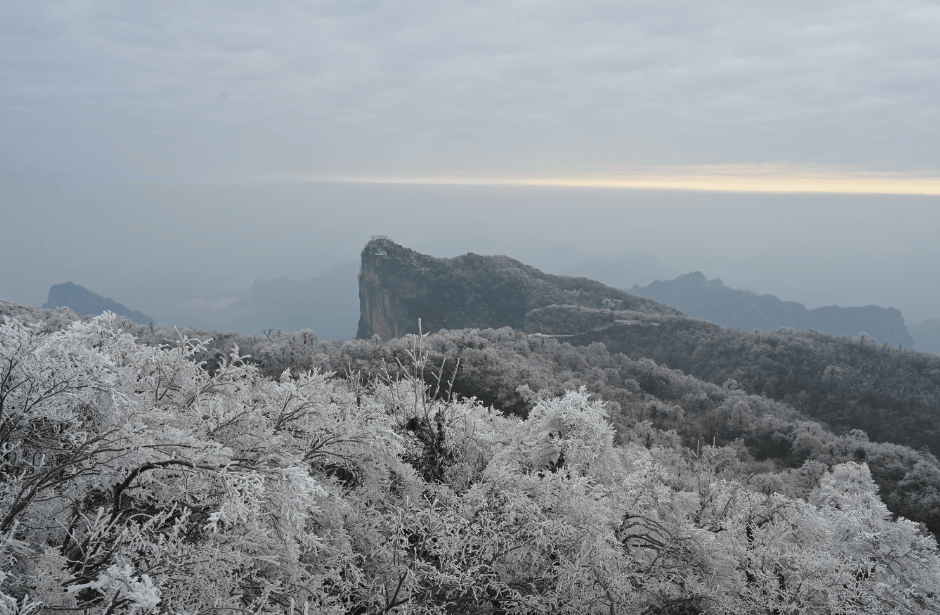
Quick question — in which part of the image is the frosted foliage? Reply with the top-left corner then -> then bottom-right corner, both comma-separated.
66,565 -> 159,613
0,314 -> 399,613
1,315 -> 939,613
502,387 -> 616,475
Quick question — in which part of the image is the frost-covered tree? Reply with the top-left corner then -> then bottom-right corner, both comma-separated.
2,315 -> 939,614
0,315 -> 407,613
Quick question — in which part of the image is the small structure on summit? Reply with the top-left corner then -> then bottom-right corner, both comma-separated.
371,235 -> 388,240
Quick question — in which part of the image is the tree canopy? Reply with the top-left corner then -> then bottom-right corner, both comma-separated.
3,313 -> 940,613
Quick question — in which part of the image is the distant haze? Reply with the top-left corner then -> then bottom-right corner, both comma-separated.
3,0 -> 939,336
3,178 -> 938,335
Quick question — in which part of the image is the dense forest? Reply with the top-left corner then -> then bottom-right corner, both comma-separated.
560,312 -> 940,454
3,300 -> 940,613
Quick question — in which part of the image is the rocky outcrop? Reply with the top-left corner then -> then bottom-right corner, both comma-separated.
631,272 -> 914,348
42,282 -> 153,325
356,239 -> 682,340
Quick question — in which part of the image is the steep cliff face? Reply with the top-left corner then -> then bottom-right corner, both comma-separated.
356,239 -> 682,340
357,249 -> 418,340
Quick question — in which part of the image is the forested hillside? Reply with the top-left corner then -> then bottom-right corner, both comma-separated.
6,299 -> 940,537
3,306 -> 940,614
560,314 -> 940,455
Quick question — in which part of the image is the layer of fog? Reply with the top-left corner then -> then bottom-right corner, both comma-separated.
4,178 -> 938,336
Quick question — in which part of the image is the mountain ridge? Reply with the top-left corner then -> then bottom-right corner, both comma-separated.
356,239 -> 682,340
631,271 -> 913,348
42,281 -> 152,324
213,260 -> 360,339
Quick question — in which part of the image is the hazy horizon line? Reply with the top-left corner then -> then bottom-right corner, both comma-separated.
332,165 -> 940,195
55,164 -> 939,196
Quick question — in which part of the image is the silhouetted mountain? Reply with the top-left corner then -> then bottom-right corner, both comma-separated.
217,261 -> 360,340
42,282 -> 152,324
357,239 -> 681,340
909,319 -> 940,355
631,272 -> 913,348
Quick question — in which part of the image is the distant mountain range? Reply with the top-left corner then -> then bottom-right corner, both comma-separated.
213,261 -> 360,340
36,252 -> 938,353
42,282 -> 153,324
630,272 -> 914,348
38,263 -> 362,340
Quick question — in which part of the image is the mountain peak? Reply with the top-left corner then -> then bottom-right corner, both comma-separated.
357,240 -> 682,340
43,282 -> 152,324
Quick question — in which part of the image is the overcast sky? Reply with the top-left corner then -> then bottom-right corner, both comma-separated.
3,1 -> 940,328
4,0 -> 940,182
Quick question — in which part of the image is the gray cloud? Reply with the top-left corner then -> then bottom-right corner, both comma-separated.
2,0 -> 939,179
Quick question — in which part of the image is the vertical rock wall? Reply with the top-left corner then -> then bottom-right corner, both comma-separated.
355,238 -> 682,341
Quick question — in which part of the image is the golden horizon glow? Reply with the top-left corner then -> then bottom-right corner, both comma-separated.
320,165 -> 940,195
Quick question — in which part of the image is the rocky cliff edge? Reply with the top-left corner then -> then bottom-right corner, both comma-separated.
356,239 -> 682,340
